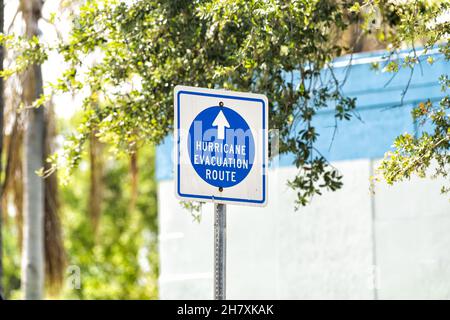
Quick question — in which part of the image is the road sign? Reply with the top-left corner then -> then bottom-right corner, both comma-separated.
174,85 -> 268,206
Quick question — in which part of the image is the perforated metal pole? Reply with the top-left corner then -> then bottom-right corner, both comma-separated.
214,203 -> 226,300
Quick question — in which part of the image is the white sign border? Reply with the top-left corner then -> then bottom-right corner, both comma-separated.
174,85 -> 268,206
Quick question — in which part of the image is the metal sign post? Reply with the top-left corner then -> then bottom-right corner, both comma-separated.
214,203 -> 226,300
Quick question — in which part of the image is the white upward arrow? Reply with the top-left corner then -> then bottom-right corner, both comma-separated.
212,110 -> 230,140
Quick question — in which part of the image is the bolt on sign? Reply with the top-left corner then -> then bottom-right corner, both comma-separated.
174,86 -> 268,206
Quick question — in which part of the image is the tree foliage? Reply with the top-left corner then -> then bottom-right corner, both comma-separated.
58,122 -> 158,299
358,0 -> 450,193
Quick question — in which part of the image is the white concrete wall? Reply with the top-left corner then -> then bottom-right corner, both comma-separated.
158,159 -> 450,299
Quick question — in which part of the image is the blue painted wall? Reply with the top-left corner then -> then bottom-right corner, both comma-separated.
157,48 -> 449,181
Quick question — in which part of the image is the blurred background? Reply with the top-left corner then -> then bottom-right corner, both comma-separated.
0,0 -> 449,300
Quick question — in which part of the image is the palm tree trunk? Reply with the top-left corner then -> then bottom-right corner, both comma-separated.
21,0 -> 45,300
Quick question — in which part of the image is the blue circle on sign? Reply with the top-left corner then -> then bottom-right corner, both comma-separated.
188,106 -> 255,188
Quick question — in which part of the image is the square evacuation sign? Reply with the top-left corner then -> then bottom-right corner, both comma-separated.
174,85 -> 268,206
